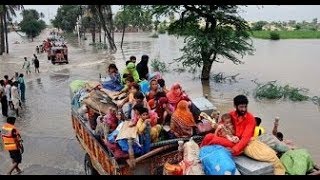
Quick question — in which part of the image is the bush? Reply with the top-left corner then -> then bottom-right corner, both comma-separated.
253,81 -> 309,101
212,72 -> 240,84
270,32 -> 280,40
150,33 -> 159,38
150,59 -> 169,73
158,28 -> 166,34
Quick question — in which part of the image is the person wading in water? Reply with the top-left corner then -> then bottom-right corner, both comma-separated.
1,116 -> 23,175
32,54 -> 40,73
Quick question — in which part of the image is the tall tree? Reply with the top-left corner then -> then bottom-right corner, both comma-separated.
95,5 -> 116,53
252,21 -> 268,31
82,5 -> 98,44
312,18 -> 318,26
51,5 -> 82,32
3,5 -> 24,53
152,5 -> 254,80
114,5 -> 152,49
20,9 -> 46,41
0,12 -> 4,54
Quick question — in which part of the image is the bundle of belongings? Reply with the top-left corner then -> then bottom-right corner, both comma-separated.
163,138 -> 205,175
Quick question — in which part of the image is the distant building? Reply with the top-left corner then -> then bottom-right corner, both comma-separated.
284,26 -> 295,31
262,24 -> 281,31
246,21 -> 254,28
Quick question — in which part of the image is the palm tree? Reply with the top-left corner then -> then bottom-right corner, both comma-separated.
79,5 -> 116,52
0,9 -> 4,55
1,5 -> 24,54
85,5 -> 97,44
95,5 -> 116,53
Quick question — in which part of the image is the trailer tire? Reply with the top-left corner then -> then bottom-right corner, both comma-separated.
84,153 -> 98,175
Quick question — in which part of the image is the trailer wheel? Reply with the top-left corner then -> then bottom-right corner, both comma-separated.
84,153 -> 98,175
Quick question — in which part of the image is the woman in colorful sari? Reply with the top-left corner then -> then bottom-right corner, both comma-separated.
121,62 -> 140,84
146,79 -> 159,101
166,83 -> 190,111
170,100 -> 196,138
148,92 -> 172,124
102,64 -> 123,91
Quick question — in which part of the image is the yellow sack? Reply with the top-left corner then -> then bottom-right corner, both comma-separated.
244,139 -> 285,175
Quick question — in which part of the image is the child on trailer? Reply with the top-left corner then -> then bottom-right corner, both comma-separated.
136,107 -> 162,143
214,113 -> 239,143
117,82 -> 140,119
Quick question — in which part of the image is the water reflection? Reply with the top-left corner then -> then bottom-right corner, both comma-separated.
201,80 -> 212,100
36,78 -> 43,89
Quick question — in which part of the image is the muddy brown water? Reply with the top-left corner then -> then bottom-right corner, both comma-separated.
0,29 -> 319,174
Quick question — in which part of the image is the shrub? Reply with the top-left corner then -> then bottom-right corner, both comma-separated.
270,32 -> 280,40
150,33 -> 159,38
150,59 -> 169,73
253,81 -> 309,101
158,28 -> 166,34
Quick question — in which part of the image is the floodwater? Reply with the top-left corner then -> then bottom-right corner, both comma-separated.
0,28 -> 320,174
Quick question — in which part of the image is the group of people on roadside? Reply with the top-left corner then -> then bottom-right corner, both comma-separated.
0,73 -> 26,175
0,73 -> 26,118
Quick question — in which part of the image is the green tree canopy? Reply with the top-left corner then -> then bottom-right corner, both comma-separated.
152,5 -> 254,80
113,5 -> 153,31
252,21 -> 268,31
19,9 -> 46,41
51,5 -> 82,32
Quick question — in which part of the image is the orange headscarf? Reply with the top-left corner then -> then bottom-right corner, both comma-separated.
172,100 -> 195,127
166,83 -> 183,104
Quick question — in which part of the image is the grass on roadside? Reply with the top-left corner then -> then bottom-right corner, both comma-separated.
250,30 -> 320,39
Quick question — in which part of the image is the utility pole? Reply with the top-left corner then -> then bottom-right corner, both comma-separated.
76,17 -> 81,45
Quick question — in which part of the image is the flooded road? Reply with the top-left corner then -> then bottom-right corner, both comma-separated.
0,29 -> 320,174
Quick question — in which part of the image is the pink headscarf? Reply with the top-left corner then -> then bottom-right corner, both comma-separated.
149,110 -> 159,127
103,109 -> 118,131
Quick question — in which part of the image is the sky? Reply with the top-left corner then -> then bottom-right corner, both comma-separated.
12,5 -> 320,25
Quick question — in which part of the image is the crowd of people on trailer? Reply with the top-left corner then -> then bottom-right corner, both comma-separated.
71,54 -> 319,175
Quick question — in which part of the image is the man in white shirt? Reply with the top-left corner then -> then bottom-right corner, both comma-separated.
5,80 -> 13,109
11,82 -> 21,117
